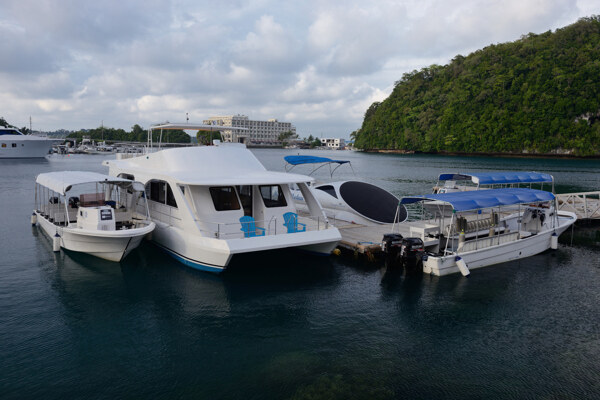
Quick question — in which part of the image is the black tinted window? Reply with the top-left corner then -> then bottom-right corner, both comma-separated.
210,187 -> 240,211
259,185 -> 287,208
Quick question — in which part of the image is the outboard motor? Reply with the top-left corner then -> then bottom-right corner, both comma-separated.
382,233 -> 403,261
399,237 -> 425,272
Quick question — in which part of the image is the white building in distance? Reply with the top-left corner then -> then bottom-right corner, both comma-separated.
203,115 -> 296,146
320,137 -> 346,150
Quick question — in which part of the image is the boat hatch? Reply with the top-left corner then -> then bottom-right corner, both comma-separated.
315,185 -> 338,199
339,181 -> 406,223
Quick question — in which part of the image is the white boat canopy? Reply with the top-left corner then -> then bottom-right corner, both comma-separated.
166,170 -> 315,186
106,144 -> 315,186
36,171 -> 144,195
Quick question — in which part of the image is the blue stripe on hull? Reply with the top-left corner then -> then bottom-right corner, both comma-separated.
153,243 -> 225,274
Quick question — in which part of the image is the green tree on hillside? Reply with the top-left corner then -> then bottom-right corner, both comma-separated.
353,16 -> 600,156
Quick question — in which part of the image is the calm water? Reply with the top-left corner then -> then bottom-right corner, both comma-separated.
1,150 -> 599,399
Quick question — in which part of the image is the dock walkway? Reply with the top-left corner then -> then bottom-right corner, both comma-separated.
556,191 -> 600,221
334,220 -> 439,255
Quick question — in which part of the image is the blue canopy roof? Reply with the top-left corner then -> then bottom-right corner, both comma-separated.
401,188 -> 555,212
437,171 -> 553,185
284,155 -> 350,165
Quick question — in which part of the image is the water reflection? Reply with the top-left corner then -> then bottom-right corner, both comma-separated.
4,152 -> 600,399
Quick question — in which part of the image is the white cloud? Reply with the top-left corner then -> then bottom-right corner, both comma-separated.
0,0 -> 598,137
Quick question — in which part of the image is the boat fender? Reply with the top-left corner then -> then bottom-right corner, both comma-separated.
31,212 -> 37,226
550,232 -> 558,250
53,232 -> 61,252
455,256 -> 470,277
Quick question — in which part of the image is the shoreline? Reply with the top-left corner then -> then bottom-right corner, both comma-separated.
361,149 -> 600,159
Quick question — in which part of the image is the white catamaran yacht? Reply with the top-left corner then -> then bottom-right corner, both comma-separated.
33,171 -> 156,261
398,188 -> 577,276
0,127 -> 56,158
103,123 -> 342,273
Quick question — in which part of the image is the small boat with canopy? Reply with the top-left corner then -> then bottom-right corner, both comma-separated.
395,187 -> 576,276
33,171 -> 155,262
433,171 -> 555,193
428,171 -> 555,217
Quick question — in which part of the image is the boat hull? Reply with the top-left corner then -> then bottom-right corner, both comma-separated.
35,211 -> 155,262
149,220 -> 341,273
0,137 -> 55,158
423,211 -> 576,276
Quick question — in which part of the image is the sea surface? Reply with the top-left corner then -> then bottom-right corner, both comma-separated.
1,149 -> 599,399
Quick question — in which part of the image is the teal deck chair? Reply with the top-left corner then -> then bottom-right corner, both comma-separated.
240,215 -> 265,238
283,212 -> 306,233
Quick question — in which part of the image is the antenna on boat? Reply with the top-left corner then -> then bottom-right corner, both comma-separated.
29,116 -> 32,135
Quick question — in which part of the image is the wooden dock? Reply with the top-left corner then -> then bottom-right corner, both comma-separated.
334,220 -> 439,255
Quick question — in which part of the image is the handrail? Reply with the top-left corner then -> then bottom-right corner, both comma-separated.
196,214 -> 329,239
556,191 -> 600,219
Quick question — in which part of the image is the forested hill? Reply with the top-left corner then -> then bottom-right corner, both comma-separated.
353,16 -> 600,156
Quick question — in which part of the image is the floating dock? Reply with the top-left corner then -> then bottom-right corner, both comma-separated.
334,220 -> 439,256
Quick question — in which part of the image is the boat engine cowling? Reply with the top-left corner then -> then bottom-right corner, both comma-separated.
399,237 -> 425,271
77,206 -> 116,231
382,234 -> 425,271
382,233 -> 403,258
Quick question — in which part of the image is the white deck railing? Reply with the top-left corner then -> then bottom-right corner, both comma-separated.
197,215 -> 330,239
556,191 -> 600,220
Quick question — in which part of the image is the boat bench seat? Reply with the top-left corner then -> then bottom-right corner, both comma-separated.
41,204 -> 77,221
465,218 -> 494,232
42,208 -> 78,224
458,231 -> 519,252
455,213 -> 500,234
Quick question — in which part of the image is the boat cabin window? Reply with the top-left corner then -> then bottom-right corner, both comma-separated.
146,180 -> 178,208
166,185 -> 177,208
118,173 -> 135,181
0,130 -> 21,136
316,185 -> 337,199
237,185 -> 253,216
149,180 -> 166,203
210,187 -> 240,211
259,185 -> 287,208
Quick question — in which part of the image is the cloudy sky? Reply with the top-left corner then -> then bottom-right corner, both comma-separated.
0,0 -> 598,138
